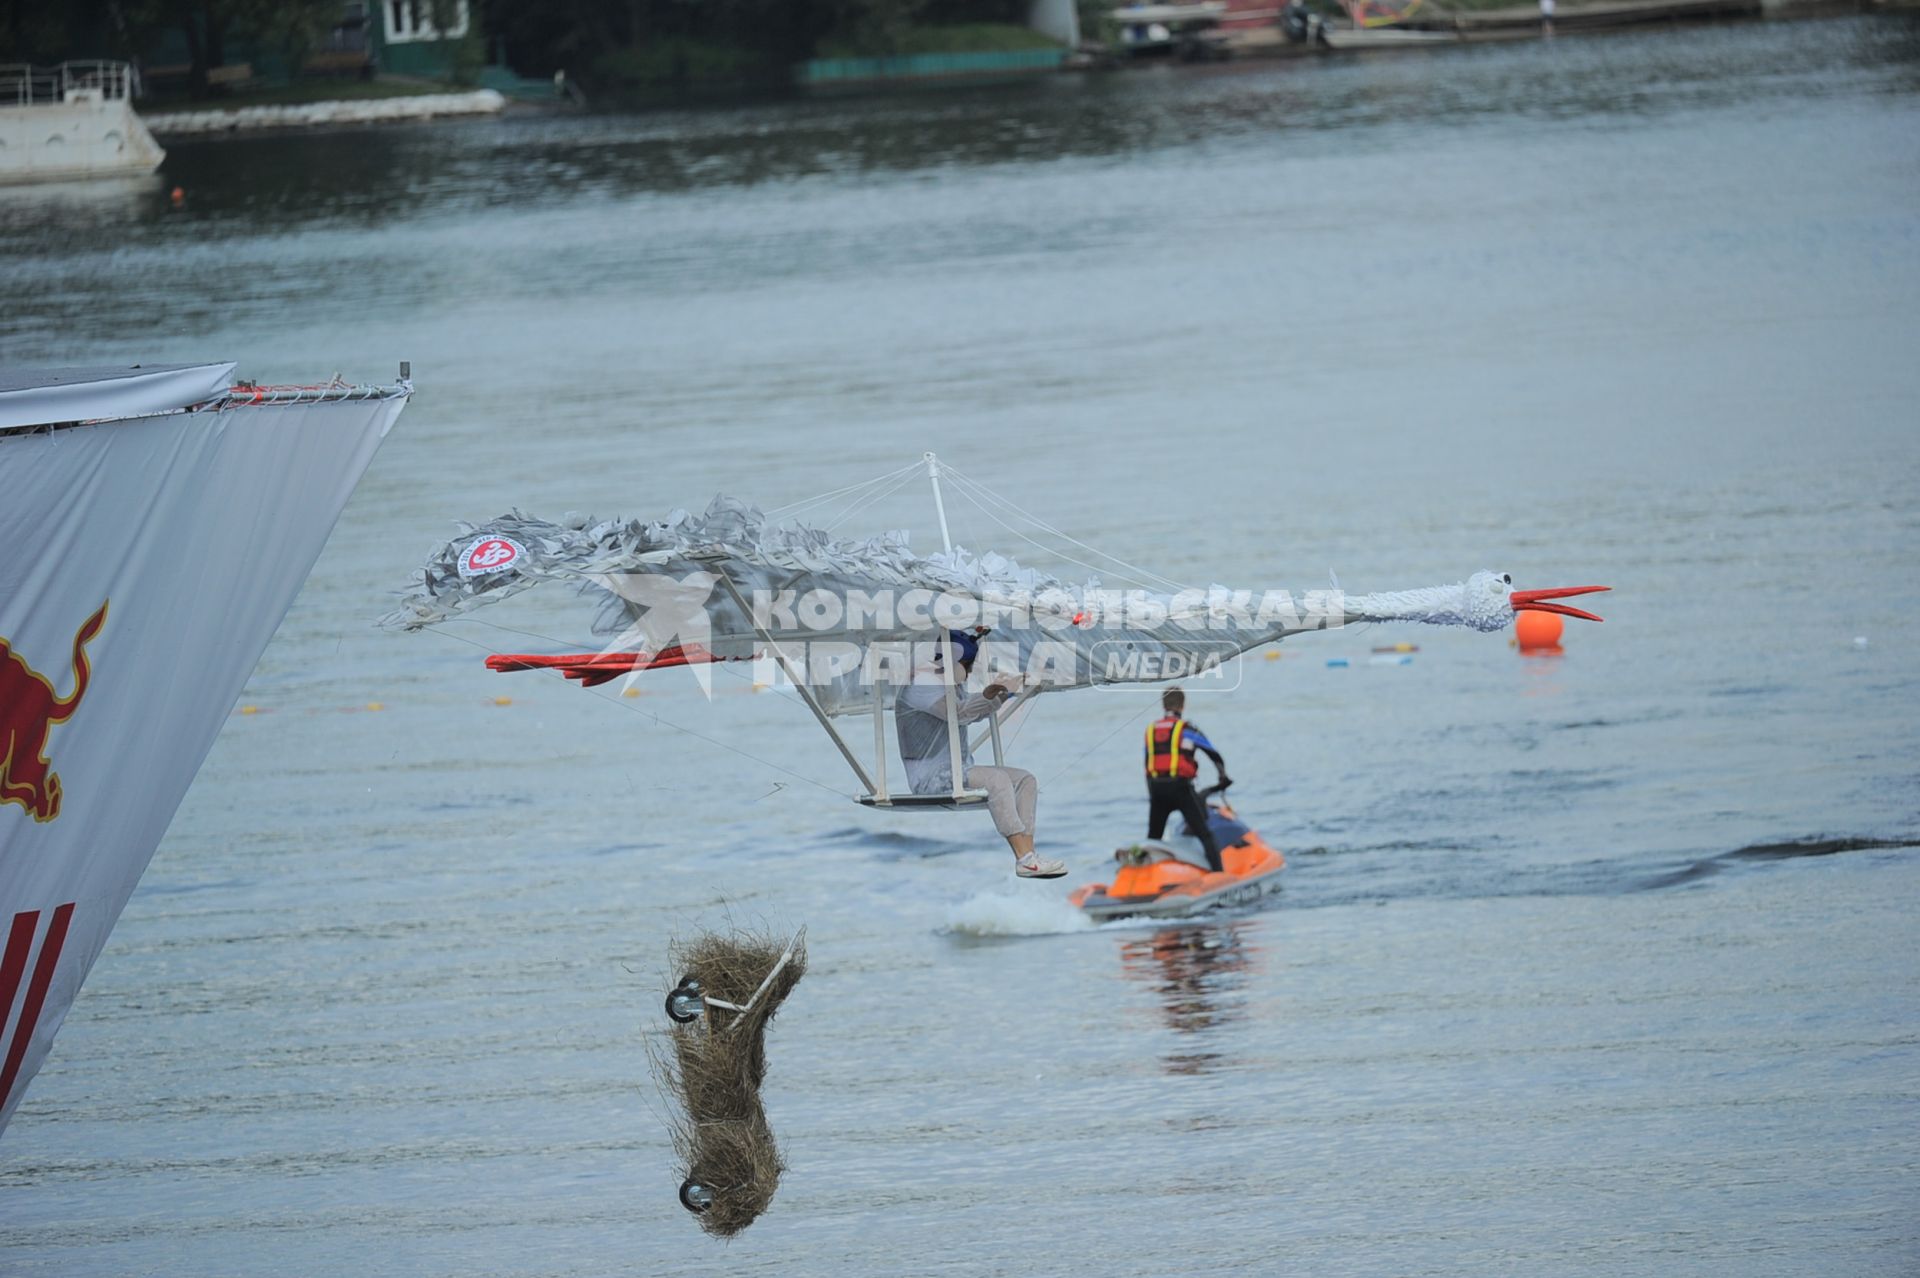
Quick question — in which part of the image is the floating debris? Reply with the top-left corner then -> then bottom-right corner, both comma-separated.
653,927 -> 806,1238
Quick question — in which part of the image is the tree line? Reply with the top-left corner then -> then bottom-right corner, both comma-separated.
5,1 -> 342,89
2,0 -> 1039,92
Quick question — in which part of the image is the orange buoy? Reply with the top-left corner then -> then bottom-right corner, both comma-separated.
1514,608 -> 1564,651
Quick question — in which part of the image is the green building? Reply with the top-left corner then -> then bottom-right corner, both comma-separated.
359,1 -> 475,78
141,1 -> 478,91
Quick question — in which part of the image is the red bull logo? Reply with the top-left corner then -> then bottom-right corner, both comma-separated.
0,602 -> 108,824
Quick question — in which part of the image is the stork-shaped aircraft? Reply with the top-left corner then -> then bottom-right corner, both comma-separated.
387,455 -> 1606,843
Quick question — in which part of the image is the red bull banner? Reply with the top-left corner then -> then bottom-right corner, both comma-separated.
0,369 -> 406,1134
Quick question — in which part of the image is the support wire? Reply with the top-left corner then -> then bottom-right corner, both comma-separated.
938,463 -> 1193,594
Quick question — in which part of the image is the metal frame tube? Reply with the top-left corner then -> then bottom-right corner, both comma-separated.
940,629 -> 964,801
871,656 -> 891,805
8,378 -> 416,439
215,381 -> 411,407
715,569 -> 876,796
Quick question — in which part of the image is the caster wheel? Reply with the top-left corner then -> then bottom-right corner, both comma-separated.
680,1179 -> 713,1213
665,982 -> 704,1024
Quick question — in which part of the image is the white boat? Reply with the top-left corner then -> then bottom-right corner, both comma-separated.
1111,0 -> 1229,22
0,364 -> 409,1136
0,62 -> 165,185
1110,2 -> 1234,59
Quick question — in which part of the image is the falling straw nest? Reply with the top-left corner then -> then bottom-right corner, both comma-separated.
652,928 -> 807,1238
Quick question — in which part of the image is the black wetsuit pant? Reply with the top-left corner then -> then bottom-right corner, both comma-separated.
1146,777 -> 1223,871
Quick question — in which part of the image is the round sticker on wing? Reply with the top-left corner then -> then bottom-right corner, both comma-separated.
458,536 -> 526,579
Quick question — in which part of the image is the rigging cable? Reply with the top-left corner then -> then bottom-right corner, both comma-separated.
938,462 -> 1194,594
821,466 -> 925,533
940,472 -> 1150,593
1039,693 -> 1162,790
937,466 -> 1192,595
764,458 -> 923,521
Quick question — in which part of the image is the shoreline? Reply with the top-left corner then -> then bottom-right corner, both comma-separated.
133,0 -> 1892,139
140,88 -> 507,139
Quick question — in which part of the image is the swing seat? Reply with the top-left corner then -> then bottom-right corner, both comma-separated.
857,792 -> 993,812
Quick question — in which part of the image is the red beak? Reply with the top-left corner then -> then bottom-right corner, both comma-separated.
1509,585 -> 1610,623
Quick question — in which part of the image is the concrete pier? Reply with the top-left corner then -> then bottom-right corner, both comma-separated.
0,63 -> 165,185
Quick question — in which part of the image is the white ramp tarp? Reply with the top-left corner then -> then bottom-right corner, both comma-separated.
0,390 -> 405,1134
0,363 -> 235,430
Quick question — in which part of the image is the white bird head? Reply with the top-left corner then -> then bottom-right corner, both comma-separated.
1460,570 -> 1522,629
1465,571 -> 1609,627
1346,572 -> 1609,631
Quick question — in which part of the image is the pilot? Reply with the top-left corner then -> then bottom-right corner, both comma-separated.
1144,687 -> 1230,871
895,630 -> 1065,880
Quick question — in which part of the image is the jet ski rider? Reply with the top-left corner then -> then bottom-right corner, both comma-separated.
1145,687 -> 1231,872
895,629 -> 1067,880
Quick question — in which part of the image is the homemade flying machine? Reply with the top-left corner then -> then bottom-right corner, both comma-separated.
386,455 -> 1606,812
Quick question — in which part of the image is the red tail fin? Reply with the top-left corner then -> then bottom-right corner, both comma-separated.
484,645 -> 729,687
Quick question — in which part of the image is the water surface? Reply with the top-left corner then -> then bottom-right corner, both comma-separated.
3,16 -> 1918,1276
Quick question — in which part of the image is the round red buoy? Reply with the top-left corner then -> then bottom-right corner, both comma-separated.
1515,609 -> 1564,651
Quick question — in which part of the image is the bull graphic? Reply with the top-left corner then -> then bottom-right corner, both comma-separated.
1,602 -> 108,823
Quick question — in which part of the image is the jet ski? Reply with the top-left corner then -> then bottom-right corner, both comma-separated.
1068,782 -> 1286,921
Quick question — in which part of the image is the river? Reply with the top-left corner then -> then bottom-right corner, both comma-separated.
2,14 -> 1917,1275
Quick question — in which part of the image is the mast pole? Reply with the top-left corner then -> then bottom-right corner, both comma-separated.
924,451 -> 954,555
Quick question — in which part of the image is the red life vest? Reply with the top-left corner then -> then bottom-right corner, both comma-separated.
1144,716 -> 1199,780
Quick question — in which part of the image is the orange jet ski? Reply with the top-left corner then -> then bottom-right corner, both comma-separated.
1069,783 -> 1286,921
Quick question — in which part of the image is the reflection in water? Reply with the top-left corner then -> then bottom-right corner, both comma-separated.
0,171 -> 165,229
1519,647 -> 1565,697
1117,920 -> 1258,1076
